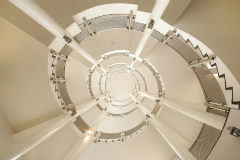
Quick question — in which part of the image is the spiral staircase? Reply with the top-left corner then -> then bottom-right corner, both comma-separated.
0,0 -> 240,160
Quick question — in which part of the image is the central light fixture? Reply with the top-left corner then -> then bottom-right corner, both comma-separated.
87,128 -> 93,136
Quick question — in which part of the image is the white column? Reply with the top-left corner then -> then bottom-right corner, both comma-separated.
8,0 -> 64,37
134,27 -> 154,57
0,114 -> 74,160
8,0 -> 97,65
137,91 -> 158,101
131,96 -> 196,160
63,108 -> 108,160
160,98 -> 225,130
90,110 -> 106,130
134,0 -> 170,58
137,91 -> 226,130
67,39 -> 97,64
150,117 -> 197,160
63,131 -> 92,160
75,95 -> 106,116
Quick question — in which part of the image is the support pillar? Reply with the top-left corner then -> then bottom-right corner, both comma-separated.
0,114 -> 74,160
75,95 -> 106,116
137,91 -> 226,130
63,105 -> 108,160
131,96 -> 196,160
0,95 -> 107,160
8,0 -> 97,65
63,131 -> 92,160
134,0 -> 170,57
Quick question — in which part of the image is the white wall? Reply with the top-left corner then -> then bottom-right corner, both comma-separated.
0,17 -> 62,132
176,0 -> 240,83
0,107 -> 13,153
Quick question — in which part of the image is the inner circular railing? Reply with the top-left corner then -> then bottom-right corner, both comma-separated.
87,50 -> 165,117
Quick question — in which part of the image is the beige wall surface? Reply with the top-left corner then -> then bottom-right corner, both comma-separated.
175,0 -> 240,83
0,107 -> 13,152
0,17 -> 62,132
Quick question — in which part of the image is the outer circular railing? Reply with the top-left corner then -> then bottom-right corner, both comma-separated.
49,13 -> 229,149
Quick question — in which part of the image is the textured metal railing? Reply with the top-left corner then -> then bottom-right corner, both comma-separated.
193,67 -> 226,104
162,31 -> 229,160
